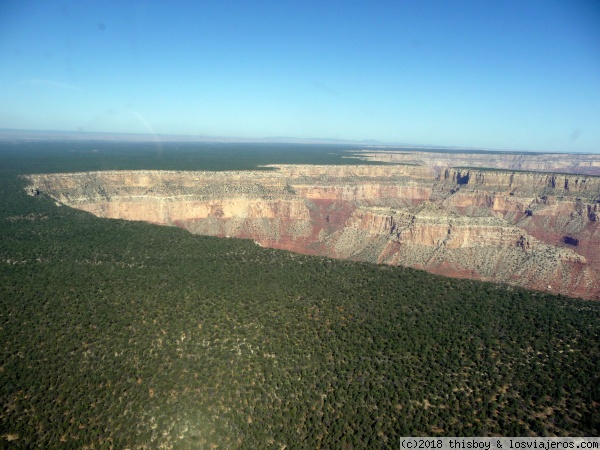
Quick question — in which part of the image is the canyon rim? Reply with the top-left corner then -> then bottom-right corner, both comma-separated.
25,151 -> 600,300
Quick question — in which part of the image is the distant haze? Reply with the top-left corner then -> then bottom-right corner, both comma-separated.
1,1 -> 599,153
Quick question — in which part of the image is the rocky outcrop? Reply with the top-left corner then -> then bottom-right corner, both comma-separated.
24,164 -> 600,299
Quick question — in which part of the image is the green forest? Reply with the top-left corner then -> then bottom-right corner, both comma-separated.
0,142 -> 599,448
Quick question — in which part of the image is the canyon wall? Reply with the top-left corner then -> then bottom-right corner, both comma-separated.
25,164 -> 600,299
352,150 -> 600,176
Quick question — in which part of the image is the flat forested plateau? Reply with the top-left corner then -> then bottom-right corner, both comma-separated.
0,142 -> 599,448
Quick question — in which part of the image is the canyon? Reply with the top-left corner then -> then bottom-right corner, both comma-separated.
351,150 -> 600,176
24,156 -> 600,300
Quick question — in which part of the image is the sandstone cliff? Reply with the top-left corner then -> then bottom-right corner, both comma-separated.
24,164 -> 600,299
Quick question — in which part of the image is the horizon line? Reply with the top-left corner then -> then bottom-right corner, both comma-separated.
0,127 -> 591,155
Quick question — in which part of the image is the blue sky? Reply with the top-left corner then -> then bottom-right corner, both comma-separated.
1,0 -> 599,152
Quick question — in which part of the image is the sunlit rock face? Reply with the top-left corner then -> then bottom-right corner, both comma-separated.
25,164 -> 600,300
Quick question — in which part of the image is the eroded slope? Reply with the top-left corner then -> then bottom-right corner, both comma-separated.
25,165 -> 600,299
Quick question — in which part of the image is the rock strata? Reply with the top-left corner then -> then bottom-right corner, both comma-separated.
353,150 -> 600,176
25,164 -> 600,299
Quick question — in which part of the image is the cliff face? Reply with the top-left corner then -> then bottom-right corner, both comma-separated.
24,165 -> 600,299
